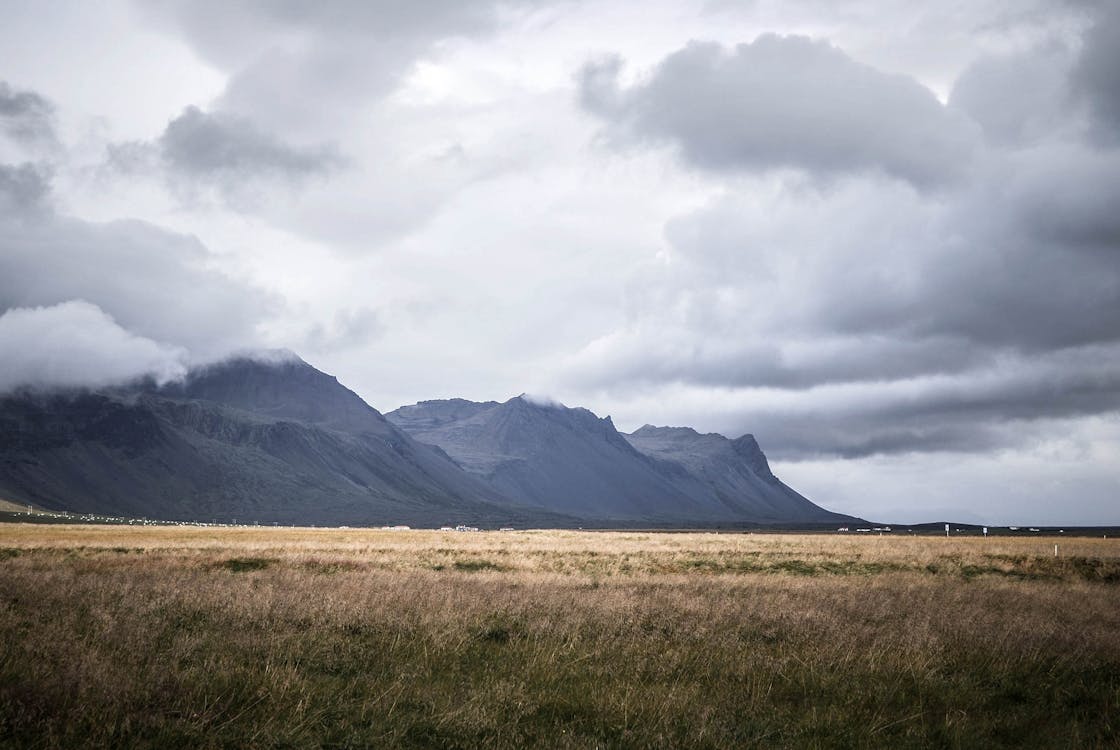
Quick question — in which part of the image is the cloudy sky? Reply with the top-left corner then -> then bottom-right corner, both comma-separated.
2,0 -> 1118,524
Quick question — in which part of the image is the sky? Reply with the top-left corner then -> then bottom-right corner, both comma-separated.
1,0 -> 1118,525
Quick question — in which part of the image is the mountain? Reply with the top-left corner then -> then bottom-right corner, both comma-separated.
386,396 -> 728,521
386,396 -> 851,524
0,355 -> 853,527
0,356 -> 564,527
623,425 -> 849,523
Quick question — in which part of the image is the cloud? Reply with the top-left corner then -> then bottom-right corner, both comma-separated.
0,162 -> 51,215
0,80 -> 57,148
158,106 -> 341,183
578,36 -> 980,187
0,301 -> 187,394
0,168 -> 277,363
777,422 -> 1120,525
140,0 -> 500,71
1071,3 -> 1120,143
107,106 -> 343,207
949,42 -> 1074,147
136,1 -> 533,134
738,347 -> 1120,459
558,139 -> 1120,459
299,306 -> 383,354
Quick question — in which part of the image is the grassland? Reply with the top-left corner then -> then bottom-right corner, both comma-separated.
1,525 -> 1118,748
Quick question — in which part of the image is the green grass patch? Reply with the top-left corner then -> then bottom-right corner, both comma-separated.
451,559 -> 508,572
216,557 -> 276,573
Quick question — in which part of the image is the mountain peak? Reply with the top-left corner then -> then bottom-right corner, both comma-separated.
631,424 -> 702,439
731,434 -> 775,481
512,393 -> 565,409
159,354 -> 387,434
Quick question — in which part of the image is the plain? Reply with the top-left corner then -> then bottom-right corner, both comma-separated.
1,525 -> 1118,748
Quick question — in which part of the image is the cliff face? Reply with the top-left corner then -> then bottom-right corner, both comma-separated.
625,425 -> 849,523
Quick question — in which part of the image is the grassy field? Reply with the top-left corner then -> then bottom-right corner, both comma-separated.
1,525 -> 1117,748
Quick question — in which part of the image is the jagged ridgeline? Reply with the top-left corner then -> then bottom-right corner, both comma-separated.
0,354 -> 855,526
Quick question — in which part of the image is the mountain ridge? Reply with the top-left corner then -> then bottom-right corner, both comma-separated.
0,358 -> 568,526
387,396 -> 851,524
0,354 -> 856,526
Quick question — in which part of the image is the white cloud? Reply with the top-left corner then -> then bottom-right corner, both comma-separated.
0,300 -> 187,393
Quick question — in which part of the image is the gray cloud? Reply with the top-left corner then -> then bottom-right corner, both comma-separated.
140,0 -> 500,69
564,331 -> 991,392
1071,3 -> 1120,142
137,1 -> 535,134
108,106 -> 343,205
0,301 -> 187,394
0,162 -> 51,215
0,80 -> 56,148
561,143 -> 1120,458
865,147 -> 1120,351
0,168 -> 277,363
562,22 -> 1120,463
949,43 -> 1073,147
159,106 -> 341,182
116,1 -> 565,248
755,347 -> 1120,459
579,36 -> 980,187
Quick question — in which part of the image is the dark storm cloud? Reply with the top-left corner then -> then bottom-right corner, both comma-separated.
0,80 -> 56,147
158,106 -> 341,182
0,168 -> 277,363
578,36 -> 979,187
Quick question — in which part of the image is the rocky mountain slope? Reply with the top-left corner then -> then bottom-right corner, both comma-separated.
0,355 -> 854,526
624,425 -> 847,523
0,357 -> 558,526
387,397 -> 851,524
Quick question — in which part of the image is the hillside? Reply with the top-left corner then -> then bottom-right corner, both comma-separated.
0,357 -> 561,527
387,397 -> 851,524
624,425 -> 850,523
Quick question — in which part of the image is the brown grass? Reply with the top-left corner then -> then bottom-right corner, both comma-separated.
1,525 -> 1118,748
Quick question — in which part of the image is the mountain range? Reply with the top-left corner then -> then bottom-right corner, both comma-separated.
0,354 -> 855,527
386,397 -> 847,524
